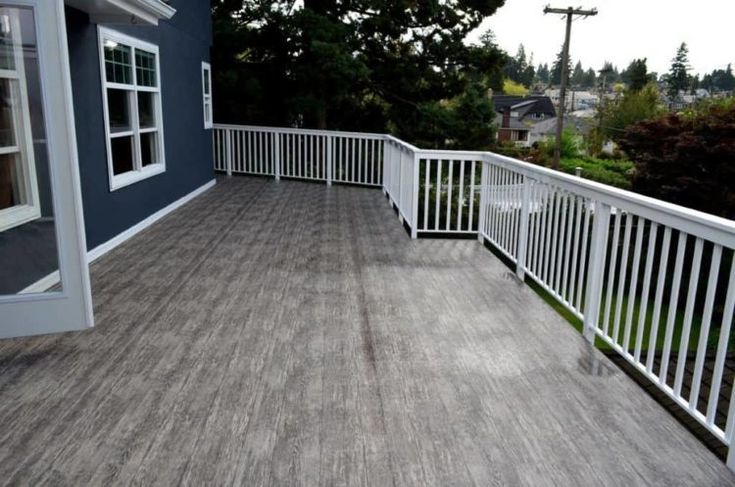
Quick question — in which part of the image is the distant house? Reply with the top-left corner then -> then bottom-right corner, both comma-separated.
493,95 -> 556,147
528,115 -> 593,146
545,89 -> 600,112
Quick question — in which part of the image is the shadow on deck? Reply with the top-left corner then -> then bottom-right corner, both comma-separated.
0,176 -> 732,485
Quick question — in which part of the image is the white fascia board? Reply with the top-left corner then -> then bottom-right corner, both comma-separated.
65,0 -> 176,25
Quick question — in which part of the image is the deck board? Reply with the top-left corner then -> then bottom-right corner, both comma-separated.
0,176 -> 733,486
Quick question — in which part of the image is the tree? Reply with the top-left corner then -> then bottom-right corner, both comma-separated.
503,79 -> 529,96
705,64 -> 735,92
504,44 -> 535,87
212,0 -> 507,149
582,68 -> 597,89
619,98 -> 735,219
550,46 -> 572,85
621,58 -> 651,92
536,63 -> 550,84
598,83 -> 664,142
667,42 -> 691,98
570,61 -> 585,87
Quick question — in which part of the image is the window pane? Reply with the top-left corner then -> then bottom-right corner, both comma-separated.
204,100 -> 211,123
135,49 -> 157,87
203,68 -> 210,95
140,131 -> 158,167
0,13 -> 14,70
104,41 -> 132,84
0,6 -> 62,295
0,152 -> 20,210
137,91 -> 155,128
0,78 -> 16,147
110,136 -> 134,175
107,89 -> 131,133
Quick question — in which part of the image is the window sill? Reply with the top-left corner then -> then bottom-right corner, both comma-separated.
109,163 -> 165,192
0,204 -> 42,233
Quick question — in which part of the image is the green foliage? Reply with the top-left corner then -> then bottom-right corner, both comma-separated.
212,0 -> 507,149
621,58 -> 652,92
667,42 -> 691,98
570,61 -> 585,87
535,129 -> 581,161
504,44 -> 535,87
701,64 -> 735,93
559,157 -> 633,189
598,83 -> 664,142
502,79 -> 529,96
550,46 -> 571,85
536,63 -> 550,85
619,99 -> 735,218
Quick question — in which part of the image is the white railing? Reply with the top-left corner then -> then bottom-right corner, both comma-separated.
214,124 -> 384,186
214,123 -> 735,469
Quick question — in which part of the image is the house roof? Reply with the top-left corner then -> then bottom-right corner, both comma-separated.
530,115 -> 593,137
492,95 -> 557,118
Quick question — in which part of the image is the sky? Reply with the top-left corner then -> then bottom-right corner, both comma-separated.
467,0 -> 735,76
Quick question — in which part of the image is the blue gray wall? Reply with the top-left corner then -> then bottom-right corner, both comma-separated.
65,0 -> 213,250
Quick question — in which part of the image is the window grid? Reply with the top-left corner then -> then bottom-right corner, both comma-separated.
202,62 -> 212,129
99,28 -> 165,191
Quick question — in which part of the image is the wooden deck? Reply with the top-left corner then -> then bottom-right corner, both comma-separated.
0,176 -> 733,486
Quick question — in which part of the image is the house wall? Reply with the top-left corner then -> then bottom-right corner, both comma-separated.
65,0 -> 213,250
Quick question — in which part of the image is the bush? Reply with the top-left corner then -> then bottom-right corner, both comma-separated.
559,156 -> 634,189
534,129 -> 581,164
619,98 -> 735,218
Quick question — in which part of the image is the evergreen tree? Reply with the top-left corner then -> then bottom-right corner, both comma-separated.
550,47 -> 572,85
570,61 -> 585,87
536,63 -> 550,84
211,0 -> 507,148
622,58 -> 651,92
667,42 -> 691,98
582,68 -> 597,89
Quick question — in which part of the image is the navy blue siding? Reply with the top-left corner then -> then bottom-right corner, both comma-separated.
65,1 -> 213,250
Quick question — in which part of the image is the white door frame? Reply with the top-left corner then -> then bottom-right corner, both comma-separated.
0,0 -> 93,338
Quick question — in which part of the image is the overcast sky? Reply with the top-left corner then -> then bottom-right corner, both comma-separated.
467,0 -> 735,76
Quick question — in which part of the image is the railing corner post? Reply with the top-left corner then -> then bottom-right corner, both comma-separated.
582,201 -> 611,343
515,176 -> 533,280
225,129 -> 233,177
273,132 -> 281,181
327,135 -> 333,186
411,151 -> 420,239
477,160 -> 488,243
728,445 -> 735,473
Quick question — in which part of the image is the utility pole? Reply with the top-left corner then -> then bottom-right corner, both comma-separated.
544,6 -> 598,169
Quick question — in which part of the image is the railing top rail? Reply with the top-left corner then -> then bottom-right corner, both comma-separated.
484,151 -> 735,248
212,123 -> 386,140
383,134 -> 421,152
213,122 -> 735,247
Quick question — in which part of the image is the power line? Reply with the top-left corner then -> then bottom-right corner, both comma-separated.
544,5 -> 598,169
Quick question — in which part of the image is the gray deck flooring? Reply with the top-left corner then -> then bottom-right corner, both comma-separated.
0,176 -> 733,486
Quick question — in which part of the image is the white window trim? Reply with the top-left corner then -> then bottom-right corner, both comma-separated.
0,10 -> 41,233
202,61 -> 212,129
97,26 -> 166,192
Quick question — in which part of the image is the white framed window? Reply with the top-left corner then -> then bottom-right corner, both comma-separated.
0,9 -> 41,232
98,27 -> 165,191
202,61 -> 212,129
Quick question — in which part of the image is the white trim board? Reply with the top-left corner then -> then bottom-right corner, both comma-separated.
20,178 -> 216,294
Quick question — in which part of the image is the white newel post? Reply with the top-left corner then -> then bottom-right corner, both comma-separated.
273,132 -> 281,181
326,135 -> 333,186
582,202 -> 611,343
397,148 -> 404,223
477,161 -> 489,242
383,137 -> 391,195
225,129 -> 232,176
411,152 -> 420,239
515,176 -> 532,280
